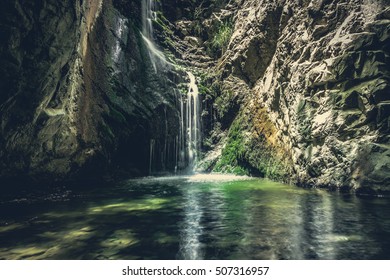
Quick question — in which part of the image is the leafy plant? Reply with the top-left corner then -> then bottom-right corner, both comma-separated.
209,20 -> 233,56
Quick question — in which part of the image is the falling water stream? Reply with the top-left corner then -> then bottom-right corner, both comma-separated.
139,1 -> 205,258
141,0 -> 168,71
184,72 -> 201,171
142,0 -> 201,175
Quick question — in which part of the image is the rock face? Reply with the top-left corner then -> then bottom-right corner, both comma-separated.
0,0 -> 389,193
161,0 -> 390,193
230,0 -> 390,193
0,0 -> 180,184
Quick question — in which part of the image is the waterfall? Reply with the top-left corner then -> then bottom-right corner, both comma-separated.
112,17 -> 128,63
141,0 -> 155,39
149,73 -> 202,175
185,72 -> 201,171
141,0 -> 168,71
142,1 -> 201,174
176,72 -> 201,173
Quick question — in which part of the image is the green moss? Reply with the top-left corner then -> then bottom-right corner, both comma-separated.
154,12 -> 174,36
213,109 -> 290,180
177,83 -> 188,96
198,83 -> 210,95
209,20 -> 233,57
214,89 -> 234,118
214,115 -> 249,175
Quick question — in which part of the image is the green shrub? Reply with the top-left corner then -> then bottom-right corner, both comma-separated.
210,20 -> 233,56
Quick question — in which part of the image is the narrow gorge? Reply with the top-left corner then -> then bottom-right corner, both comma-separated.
1,0 -> 389,194
0,0 -> 390,260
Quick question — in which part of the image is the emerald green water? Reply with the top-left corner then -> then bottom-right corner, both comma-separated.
0,174 -> 389,259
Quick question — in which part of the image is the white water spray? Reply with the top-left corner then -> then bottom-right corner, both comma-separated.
112,17 -> 128,63
141,0 -> 168,71
176,72 -> 202,172
185,72 -> 201,170
142,1 -> 202,174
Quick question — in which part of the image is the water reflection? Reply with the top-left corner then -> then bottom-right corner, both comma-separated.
176,178 -> 390,260
299,191 -> 336,259
0,176 -> 389,259
178,184 -> 203,259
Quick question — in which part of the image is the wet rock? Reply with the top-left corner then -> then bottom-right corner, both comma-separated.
0,0 -> 181,185
377,102 -> 390,122
352,143 -> 390,193
185,0 -> 390,192
0,0 -> 389,193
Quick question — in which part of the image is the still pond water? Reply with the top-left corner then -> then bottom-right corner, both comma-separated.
0,174 -> 389,259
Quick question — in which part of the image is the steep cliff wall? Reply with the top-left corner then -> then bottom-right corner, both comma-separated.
0,0 -> 389,193
163,0 -> 390,193
0,0 -> 180,184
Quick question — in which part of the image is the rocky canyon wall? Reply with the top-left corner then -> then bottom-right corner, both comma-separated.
0,0 -> 180,185
0,0 -> 389,194
161,0 -> 390,193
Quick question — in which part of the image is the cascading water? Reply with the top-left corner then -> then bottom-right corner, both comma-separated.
185,72 -> 201,171
142,0 -> 201,174
175,72 -> 201,173
141,0 -> 168,72
112,17 -> 128,63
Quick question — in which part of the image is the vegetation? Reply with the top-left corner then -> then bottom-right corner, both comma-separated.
212,107 -> 291,180
194,1 -> 207,20
154,11 -> 176,50
193,2 -> 206,36
214,115 -> 249,175
214,89 -> 235,119
209,20 -> 233,56
190,1 -> 234,56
